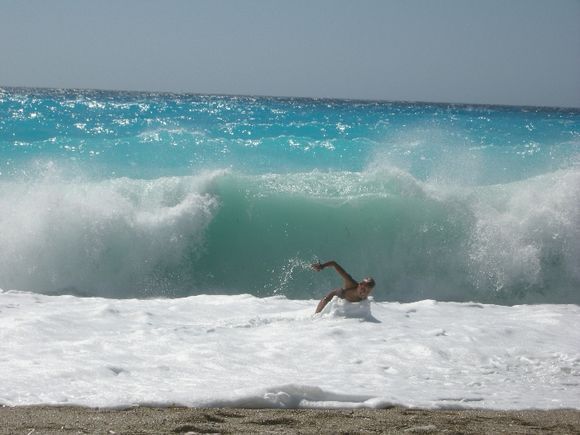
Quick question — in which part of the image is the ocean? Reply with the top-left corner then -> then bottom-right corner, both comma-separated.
1,87 -> 579,409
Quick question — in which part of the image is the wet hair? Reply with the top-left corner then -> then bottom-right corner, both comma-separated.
361,277 -> 375,288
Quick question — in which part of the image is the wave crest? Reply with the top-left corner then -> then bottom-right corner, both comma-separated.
0,167 -> 578,304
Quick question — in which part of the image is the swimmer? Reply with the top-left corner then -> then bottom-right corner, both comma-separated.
312,260 -> 375,314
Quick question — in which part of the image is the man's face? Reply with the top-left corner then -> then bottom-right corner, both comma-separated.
357,282 -> 373,298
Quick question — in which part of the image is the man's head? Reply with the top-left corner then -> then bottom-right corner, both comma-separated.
357,277 -> 375,298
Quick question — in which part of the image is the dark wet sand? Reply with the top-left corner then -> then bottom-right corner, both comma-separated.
1,406 -> 580,434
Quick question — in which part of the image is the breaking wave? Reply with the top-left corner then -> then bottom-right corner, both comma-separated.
1,166 -> 578,304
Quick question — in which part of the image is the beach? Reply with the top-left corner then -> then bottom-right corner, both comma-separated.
1,90 -> 579,428
2,406 -> 580,434
2,0 -> 580,429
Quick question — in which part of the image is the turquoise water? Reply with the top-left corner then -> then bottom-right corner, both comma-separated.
1,87 -> 579,303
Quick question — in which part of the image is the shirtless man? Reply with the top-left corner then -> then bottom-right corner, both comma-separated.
312,260 -> 376,314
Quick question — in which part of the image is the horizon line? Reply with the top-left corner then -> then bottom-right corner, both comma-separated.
2,84 -> 579,112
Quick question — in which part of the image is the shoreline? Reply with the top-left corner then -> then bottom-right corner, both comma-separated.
1,406 -> 579,434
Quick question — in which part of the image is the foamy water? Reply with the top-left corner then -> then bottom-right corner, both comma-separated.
1,290 -> 579,409
1,88 -> 579,410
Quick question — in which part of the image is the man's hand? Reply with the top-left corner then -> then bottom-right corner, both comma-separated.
311,262 -> 323,272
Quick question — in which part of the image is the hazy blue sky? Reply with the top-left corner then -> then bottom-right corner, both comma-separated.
1,0 -> 579,107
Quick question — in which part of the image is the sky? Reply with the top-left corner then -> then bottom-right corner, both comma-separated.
1,0 -> 579,108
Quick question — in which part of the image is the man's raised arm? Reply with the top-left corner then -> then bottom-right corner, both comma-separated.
311,260 -> 357,288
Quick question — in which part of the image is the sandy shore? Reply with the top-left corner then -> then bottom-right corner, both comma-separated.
1,406 -> 579,434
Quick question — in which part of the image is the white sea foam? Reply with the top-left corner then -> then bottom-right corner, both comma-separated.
1,290 -> 578,409
0,172 -> 221,296
467,169 -> 580,294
